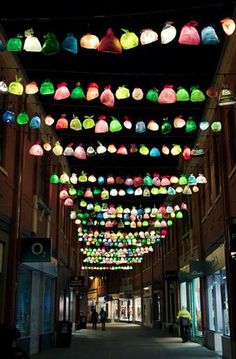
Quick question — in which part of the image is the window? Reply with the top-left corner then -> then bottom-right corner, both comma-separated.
206,268 -> 230,335
16,266 -> 31,336
43,275 -> 55,332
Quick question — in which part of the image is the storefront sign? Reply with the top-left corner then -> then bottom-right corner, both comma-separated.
165,270 -> 179,282
70,275 -> 84,287
189,260 -> 209,277
20,237 -> 51,262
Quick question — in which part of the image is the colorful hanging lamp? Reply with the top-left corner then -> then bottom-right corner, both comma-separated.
86,82 -> 99,101
42,32 -> 60,55
221,18 -> 236,36
97,28 -> 122,54
17,111 -> 29,125
140,28 -> 158,45
6,34 -> 23,51
40,79 -> 55,95
80,33 -> 100,49
8,77 -> 24,95
61,33 -> 78,54
54,82 -> 70,100
120,29 -> 139,50
25,81 -> 39,94
160,22 -> 177,44
29,141 -> 44,156
2,109 -> 15,124
23,28 -> 42,52
29,113 -> 41,129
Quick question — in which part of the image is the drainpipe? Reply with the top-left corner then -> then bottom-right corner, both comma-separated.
5,124 -> 25,325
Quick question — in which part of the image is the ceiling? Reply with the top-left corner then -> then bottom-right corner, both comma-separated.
1,1 -> 235,269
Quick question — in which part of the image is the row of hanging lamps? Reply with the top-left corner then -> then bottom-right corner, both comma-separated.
3,77 -> 218,103
5,17 -> 236,53
50,171 -> 205,186
29,141 -> 200,159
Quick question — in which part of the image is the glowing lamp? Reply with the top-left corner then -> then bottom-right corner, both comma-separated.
83,115 -> 95,129
2,110 -> 15,124
161,22 -> 177,44
59,188 -> 69,200
29,141 -> 44,156
61,33 -> 78,54
0,81 -> 8,94
218,85 -> 236,106
25,81 -> 39,94
23,29 -> 42,52
29,113 -> 41,129
71,83 -> 85,99
43,141 -> 51,151
140,28 -> 158,45
52,141 -> 63,156
97,28 -> 122,54
221,18 -> 236,36
17,111 -> 29,125
186,117 -> 197,132
54,82 -> 70,100
86,82 -> 99,101
60,172 -> 70,184
182,147 -> 191,160
196,173 -> 207,184
40,79 -> 55,95
115,85 -> 130,99
44,114 -> 54,126
171,144 -> 182,156
42,32 -> 60,55
147,120 -> 159,131
176,211 -> 183,219
6,35 -> 23,51
50,173 -> 59,184
176,86 -> 189,101
132,87 -> 144,100
211,121 -> 222,132
139,144 -> 149,155
199,119 -> 210,131
70,115 -> 82,131
108,143 -> 117,153
64,198 -> 74,206
55,114 -> 68,129
162,145 -> 170,155
174,115 -> 186,128
120,29 -> 139,49
8,77 -> 24,95
80,33 -> 100,49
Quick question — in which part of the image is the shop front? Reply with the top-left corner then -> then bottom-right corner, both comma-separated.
119,298 -> 133,322
143,286 -> 152,327
133,296 -> 142,323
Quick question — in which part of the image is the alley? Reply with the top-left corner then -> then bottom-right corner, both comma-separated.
32,323 -> 221,359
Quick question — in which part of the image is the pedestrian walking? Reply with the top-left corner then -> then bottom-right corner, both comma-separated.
176,306 -> 192,342
91,308 -> 99,329
99,308 -> 107,331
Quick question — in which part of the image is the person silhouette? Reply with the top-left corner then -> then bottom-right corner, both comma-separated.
91,308 -> 98,329
176,306 -> 192,342
99,308 -> 107,331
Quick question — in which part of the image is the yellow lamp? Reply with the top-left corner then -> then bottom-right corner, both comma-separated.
80,33 -> 100,49
221,17 -> 236,36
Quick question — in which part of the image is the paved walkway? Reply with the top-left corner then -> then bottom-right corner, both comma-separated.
31,323 -> 222,359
